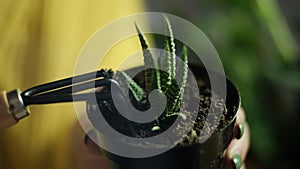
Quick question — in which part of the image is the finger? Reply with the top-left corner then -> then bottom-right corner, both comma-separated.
224,122 -> 250,169
223,107 -> 250,169
233,108 -> 246,140
236,107 -> 246,124
232,122 -> 250,160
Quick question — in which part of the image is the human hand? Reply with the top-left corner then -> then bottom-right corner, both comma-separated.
224,108 -> 250,169
71,116 -> 110,169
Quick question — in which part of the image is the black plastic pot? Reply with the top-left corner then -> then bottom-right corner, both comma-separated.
86,64 -> 240,169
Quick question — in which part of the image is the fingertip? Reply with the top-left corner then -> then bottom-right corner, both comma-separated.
232,154 -> 242,169
234,123 -> 245,140
224,153 -> 245,169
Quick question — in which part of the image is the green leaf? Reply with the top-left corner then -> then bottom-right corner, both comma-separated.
135,23 -> 161,95
116,71 -> 145,102
163,15 -> 176,78
159,16 -> 177,93
171,45 -> 188,112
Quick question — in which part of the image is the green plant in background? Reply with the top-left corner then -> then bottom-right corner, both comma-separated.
117,16 -> 188,129
197,0 -> 300,167
143,0 -> 299,168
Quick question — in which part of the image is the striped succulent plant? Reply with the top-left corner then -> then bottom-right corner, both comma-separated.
117,16 -> 189,129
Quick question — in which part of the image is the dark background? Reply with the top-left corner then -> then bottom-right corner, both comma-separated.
144,0 -> 300,168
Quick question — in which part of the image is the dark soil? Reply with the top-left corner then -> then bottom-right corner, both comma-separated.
93,74 -> 235,147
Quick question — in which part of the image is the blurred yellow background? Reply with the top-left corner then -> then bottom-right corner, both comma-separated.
0,1 -> 145,169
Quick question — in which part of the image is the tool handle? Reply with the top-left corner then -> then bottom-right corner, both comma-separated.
0,91 -> 17,129
0,90 -> 29,130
